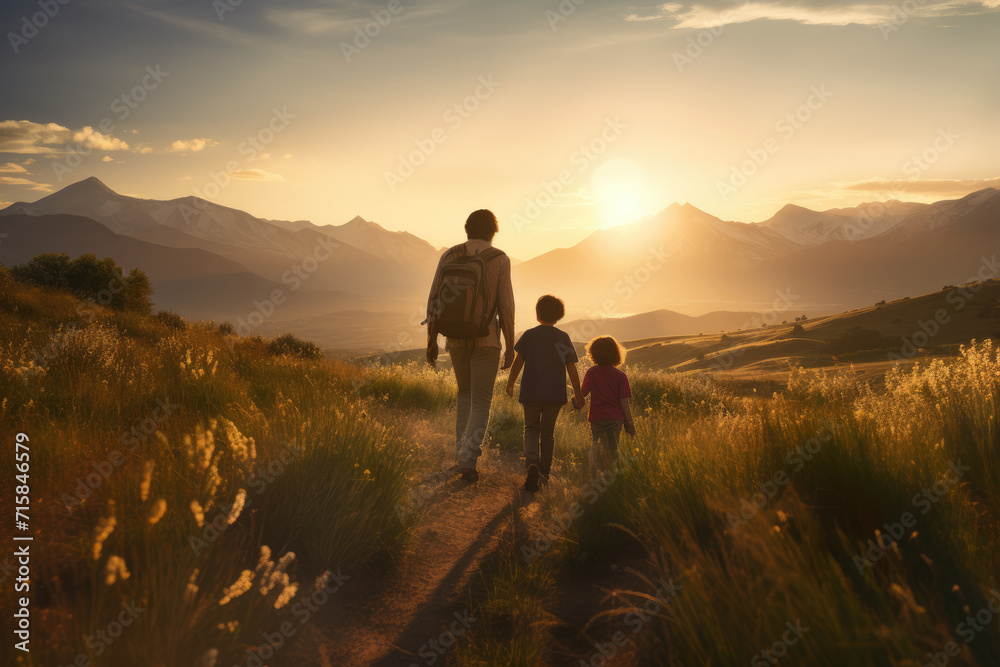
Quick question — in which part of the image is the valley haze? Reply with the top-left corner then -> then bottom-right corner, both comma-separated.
2,178 -> 999,356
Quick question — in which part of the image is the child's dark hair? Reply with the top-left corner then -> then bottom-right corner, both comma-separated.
535,294 -> 565,323
587,336 -> 625,367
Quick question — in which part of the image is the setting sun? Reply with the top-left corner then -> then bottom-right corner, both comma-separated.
591,158 -> 654,227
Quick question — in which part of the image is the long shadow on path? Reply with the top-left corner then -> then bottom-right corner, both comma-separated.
369,488 -> 524,666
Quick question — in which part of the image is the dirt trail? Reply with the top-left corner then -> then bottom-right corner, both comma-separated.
309,450 -> 653,667
317,457 -> 525,666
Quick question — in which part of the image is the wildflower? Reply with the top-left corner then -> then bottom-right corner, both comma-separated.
217,621 -> 239,632
263,571 -> 290,597
205,463 -> 222,499
139,460 -> 154,501
104,555 -> 130,585
262,552 -> 296,595
184,569 -> 200,603
226,489 -> 246,525
314,570 -> 332,591
148,499 -> 167,525
274,581 -> 299,609
363,469 -> 371,476
223,419 -> 254,463
255,545 -> 273,575
219,570 -> 253,605
277,551 -> 296,571
196,427 -> 215,471
190,500 -> 205,528
92,514 -> 117,560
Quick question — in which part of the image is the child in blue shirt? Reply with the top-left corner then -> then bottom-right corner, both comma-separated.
505,295 -> 584,492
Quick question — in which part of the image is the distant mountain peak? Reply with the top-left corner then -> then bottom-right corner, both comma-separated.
344,215 -> 388,232
67,176 -> 117,194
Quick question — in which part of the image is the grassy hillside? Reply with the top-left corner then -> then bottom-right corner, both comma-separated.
0,266 -> 418,665
622,278 -> 1000,377
4,263 -> 1000,666
365,349 -> 1000,666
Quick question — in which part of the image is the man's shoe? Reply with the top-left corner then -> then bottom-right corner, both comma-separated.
524,464 -> 540,493
460,468 -> 479,483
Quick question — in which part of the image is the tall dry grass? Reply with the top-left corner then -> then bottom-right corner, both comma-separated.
0,280 -> 414,665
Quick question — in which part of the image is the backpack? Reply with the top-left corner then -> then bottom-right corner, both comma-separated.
427,244 -> 505,339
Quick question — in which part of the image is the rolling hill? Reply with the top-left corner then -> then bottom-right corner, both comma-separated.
619,278 -> 1000,378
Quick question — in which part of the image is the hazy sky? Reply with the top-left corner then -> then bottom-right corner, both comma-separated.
1,0 -> 998,259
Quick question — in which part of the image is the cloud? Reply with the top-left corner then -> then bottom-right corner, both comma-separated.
72,126 -> 129,151
0,120 -> 129,155
166,138 -> 218,153
0,176 -> 36,186
102,156 -> 114,162
0,175 -> 52,191
839,176 -> 1000,195
228,168 -> 284,181
136,146 -> 153,154
265,8 -> 355,33
0,162 -> 27,173
625,1 -> 1000,29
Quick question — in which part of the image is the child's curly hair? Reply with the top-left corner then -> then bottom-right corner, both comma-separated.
586,336 -> 625,367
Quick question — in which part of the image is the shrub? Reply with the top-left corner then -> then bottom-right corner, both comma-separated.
266,332 -> 322,359
154,310 -> 187,331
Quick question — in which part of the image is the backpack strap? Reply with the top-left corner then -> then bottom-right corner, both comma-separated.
458,243 -> 505,263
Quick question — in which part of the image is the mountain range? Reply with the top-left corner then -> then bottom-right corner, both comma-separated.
0,178 -> 441,343
2,177 -> 998,351
513,187 -> 1000,316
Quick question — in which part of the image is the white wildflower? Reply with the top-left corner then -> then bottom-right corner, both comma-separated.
92,514 -> 117,560
104,555 -> 130,585
225,489 -> 246,525
190,500 -> 205,528
139,460 -> 154,501
148,498 -> 167,525
219,570 -> 254,605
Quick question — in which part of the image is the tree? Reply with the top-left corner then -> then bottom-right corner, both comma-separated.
12,253 -> 153,313
118,269 -> 153,314
11,252 -> 71,289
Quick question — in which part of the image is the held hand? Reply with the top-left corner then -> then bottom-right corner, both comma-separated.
624,420 -> 636,437
505,384 -> 514,398
572,395 -> 585,411
501,349 -> 515,370
426,341 -> 439,368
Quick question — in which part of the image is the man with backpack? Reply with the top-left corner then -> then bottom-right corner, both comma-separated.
425,209 -> 515,482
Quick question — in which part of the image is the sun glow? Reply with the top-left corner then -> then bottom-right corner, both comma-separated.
591,159 -> 654,228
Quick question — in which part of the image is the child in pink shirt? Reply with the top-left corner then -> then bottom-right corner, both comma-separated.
581,336 -> 635,473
